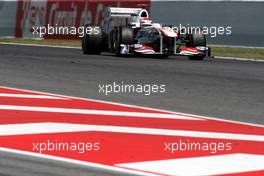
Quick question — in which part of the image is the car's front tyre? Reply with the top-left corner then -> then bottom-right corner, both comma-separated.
186,33 -> 206,60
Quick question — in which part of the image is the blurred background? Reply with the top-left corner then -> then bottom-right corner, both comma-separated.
0,0 -> 263,47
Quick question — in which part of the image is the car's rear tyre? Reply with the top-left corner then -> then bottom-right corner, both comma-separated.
187,33 -> 206,60
109,30 -> 115,53
82,25 -> 102,55
113,29 -> 121,56
120,26 -> 134,45
114,26 -> 134,56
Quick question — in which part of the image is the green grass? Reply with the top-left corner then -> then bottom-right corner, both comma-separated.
210,46 -> 264,60
0,38 -> 263,60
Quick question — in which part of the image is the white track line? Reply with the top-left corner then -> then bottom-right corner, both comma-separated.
0,93 -> 67,100
0,123 -> 263,141
215,56 -> 264,62
0,105 -> 202,120
0,42 -> 80,49
117,153 -> 264,176
210,44 -> 264,49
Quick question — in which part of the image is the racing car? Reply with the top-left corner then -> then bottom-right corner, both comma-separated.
82,7 -> 211,60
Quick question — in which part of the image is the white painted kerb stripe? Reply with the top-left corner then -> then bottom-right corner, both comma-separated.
0,123 -> 263,141
0,93 -> 67,100
1,85 -> 264,128
0,105 -> 201,120
117,153 -> 264,176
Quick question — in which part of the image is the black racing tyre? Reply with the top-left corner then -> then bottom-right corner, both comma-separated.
187,33 -> 206,60
82,24 -> 102,55
114,26 -> 134,56
187,33 -> 206,47
120,26 -> 134,45
114,29 -> 121,56
109,30 -> 115,53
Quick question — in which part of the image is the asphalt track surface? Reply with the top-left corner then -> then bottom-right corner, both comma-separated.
0,150 -> 143,176
0,44 -> 264,175
0,44 -> 263,124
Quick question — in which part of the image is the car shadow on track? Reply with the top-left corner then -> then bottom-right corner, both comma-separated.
91,53 -> 214,62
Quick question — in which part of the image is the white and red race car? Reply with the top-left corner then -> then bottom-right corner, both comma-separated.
82,7 -> 211,60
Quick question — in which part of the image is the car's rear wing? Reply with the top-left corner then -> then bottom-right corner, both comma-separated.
107,7 -> 149,18
103,7 -> 150,34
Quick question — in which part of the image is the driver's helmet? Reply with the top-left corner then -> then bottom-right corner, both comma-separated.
140,17 -> 152,26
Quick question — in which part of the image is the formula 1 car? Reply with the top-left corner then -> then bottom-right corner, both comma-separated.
82,7 -> 211,60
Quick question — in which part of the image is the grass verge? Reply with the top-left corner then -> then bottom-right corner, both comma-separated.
210,46 -> 264,60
